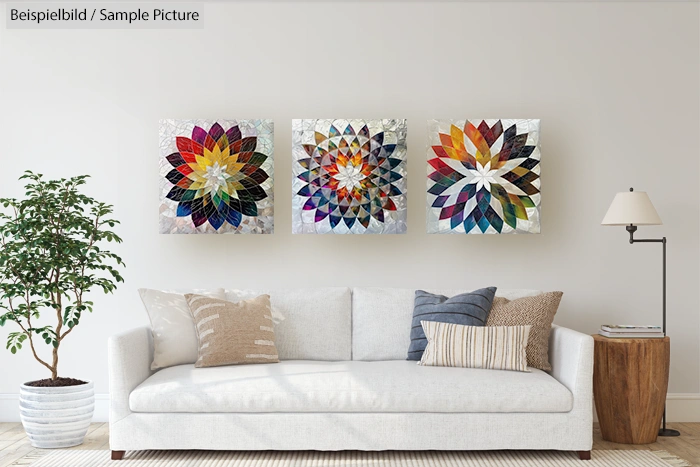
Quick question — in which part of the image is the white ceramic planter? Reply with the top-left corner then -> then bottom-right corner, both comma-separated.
19,381 -> 94,449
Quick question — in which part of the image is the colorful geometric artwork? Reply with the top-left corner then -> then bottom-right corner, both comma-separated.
159,119 -> 274,234
292,119 -> 407,234
427,119 -> 541,234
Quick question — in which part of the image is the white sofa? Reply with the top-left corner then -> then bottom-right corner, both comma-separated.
108,287 -> 594,460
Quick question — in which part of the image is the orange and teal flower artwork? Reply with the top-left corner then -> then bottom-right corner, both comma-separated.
292,119 -> 407,234
159,119 -> 274,234
427,119 -> 540,234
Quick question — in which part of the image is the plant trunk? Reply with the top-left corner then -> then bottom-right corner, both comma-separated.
53,286 -> 61,381
51,344 -> 59,380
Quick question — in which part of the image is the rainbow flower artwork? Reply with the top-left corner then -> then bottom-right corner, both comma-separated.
292,119 -> 407,234
159,119 -> 274,234
427,119 -> 540,234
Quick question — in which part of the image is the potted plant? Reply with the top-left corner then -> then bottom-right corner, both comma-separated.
0,172 -> 124,448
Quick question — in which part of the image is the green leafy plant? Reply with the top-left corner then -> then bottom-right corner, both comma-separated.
0,172 -> 125,381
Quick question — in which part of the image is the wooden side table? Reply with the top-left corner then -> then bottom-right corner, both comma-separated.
592,334 -> 670,444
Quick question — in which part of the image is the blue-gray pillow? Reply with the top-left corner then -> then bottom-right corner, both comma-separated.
407,287 -> 497,361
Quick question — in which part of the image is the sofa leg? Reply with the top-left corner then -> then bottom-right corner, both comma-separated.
111,451 -> 125,460
576,451 -> 591,460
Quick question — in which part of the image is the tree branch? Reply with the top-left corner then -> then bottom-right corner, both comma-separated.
11,313 -> 53,374
21,285 -> 55,374
59,326 -> 74,340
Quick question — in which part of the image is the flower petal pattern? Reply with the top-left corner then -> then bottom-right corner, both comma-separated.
426,119 -> 541,234
159,119 -> 274,234
292,119 -> 407,234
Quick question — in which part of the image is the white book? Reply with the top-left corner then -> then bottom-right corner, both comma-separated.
601,324 -> 662,333
598,330 -> 664,339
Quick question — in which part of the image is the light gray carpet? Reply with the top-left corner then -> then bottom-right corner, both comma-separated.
19,449 -> 691,467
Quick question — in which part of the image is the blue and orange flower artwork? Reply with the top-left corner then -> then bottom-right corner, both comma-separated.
292,119 -> 407,234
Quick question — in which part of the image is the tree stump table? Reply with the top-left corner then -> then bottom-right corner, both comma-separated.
592,334 -> 670,444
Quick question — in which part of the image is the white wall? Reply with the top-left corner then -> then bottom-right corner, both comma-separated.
1,1 -> 699,421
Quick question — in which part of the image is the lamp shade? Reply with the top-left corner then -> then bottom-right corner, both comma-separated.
601,190 -> 662,226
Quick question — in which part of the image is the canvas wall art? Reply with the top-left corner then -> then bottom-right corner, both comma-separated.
292,119 -> 407,234
159,119 -> 274,234
426,119 -> 541,234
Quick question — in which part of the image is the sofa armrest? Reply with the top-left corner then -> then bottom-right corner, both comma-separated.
549,324 -> 594,413
108,327 -> 153,425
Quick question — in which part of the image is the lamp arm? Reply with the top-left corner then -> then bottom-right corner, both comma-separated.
626,224 -> 664,243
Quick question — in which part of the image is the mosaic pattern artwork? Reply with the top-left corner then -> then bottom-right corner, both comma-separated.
159,119 -> 274,234
292,119 -> 407,234
427,119 -> 540,234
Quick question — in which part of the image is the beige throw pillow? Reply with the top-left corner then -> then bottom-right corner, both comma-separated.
419,321 -> 531,372
486,291 -> 563,371
184,294 -> 279,368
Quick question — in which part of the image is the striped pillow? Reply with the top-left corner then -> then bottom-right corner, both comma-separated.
419,321 -> 531,372
184,294 -> 279,368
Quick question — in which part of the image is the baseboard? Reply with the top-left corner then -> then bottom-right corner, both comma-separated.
0,393 -> 110,422
2,393 -> 700,423
665,393 -> 700,422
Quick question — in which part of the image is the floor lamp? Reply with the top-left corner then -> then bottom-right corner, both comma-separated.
601,188 -> 680,437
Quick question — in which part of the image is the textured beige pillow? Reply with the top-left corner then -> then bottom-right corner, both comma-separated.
486,291 -> 563,371
184,294 -> 279,368
419,321 -> 531,372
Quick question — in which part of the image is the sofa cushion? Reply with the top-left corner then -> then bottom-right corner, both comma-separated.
352,288 -> 542,361
225,287 -> 351,361
129,360 -> 572,414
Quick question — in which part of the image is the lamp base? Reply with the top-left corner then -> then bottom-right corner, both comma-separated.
658,428 -> 681,437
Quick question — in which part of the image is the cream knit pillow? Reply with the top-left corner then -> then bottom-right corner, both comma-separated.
185,294 -> 279,368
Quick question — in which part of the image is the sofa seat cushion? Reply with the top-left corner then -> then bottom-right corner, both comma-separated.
129,360 -> 572,414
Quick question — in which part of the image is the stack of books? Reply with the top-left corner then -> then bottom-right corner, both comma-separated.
598,325 -> 663,338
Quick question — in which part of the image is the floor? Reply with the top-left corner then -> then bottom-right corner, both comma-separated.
0,422 -> 109,466
0,422 -> 698,466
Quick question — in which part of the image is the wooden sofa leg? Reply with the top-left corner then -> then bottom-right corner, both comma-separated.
111,451 -> 125,460
576,451 -> 591,460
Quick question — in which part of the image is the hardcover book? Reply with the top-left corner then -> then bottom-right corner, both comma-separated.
601,325 -> 662,333
598,330 -> 664,339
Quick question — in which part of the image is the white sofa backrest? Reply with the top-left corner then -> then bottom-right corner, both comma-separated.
351,287 -> 542,361
225,287 -> 351,361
